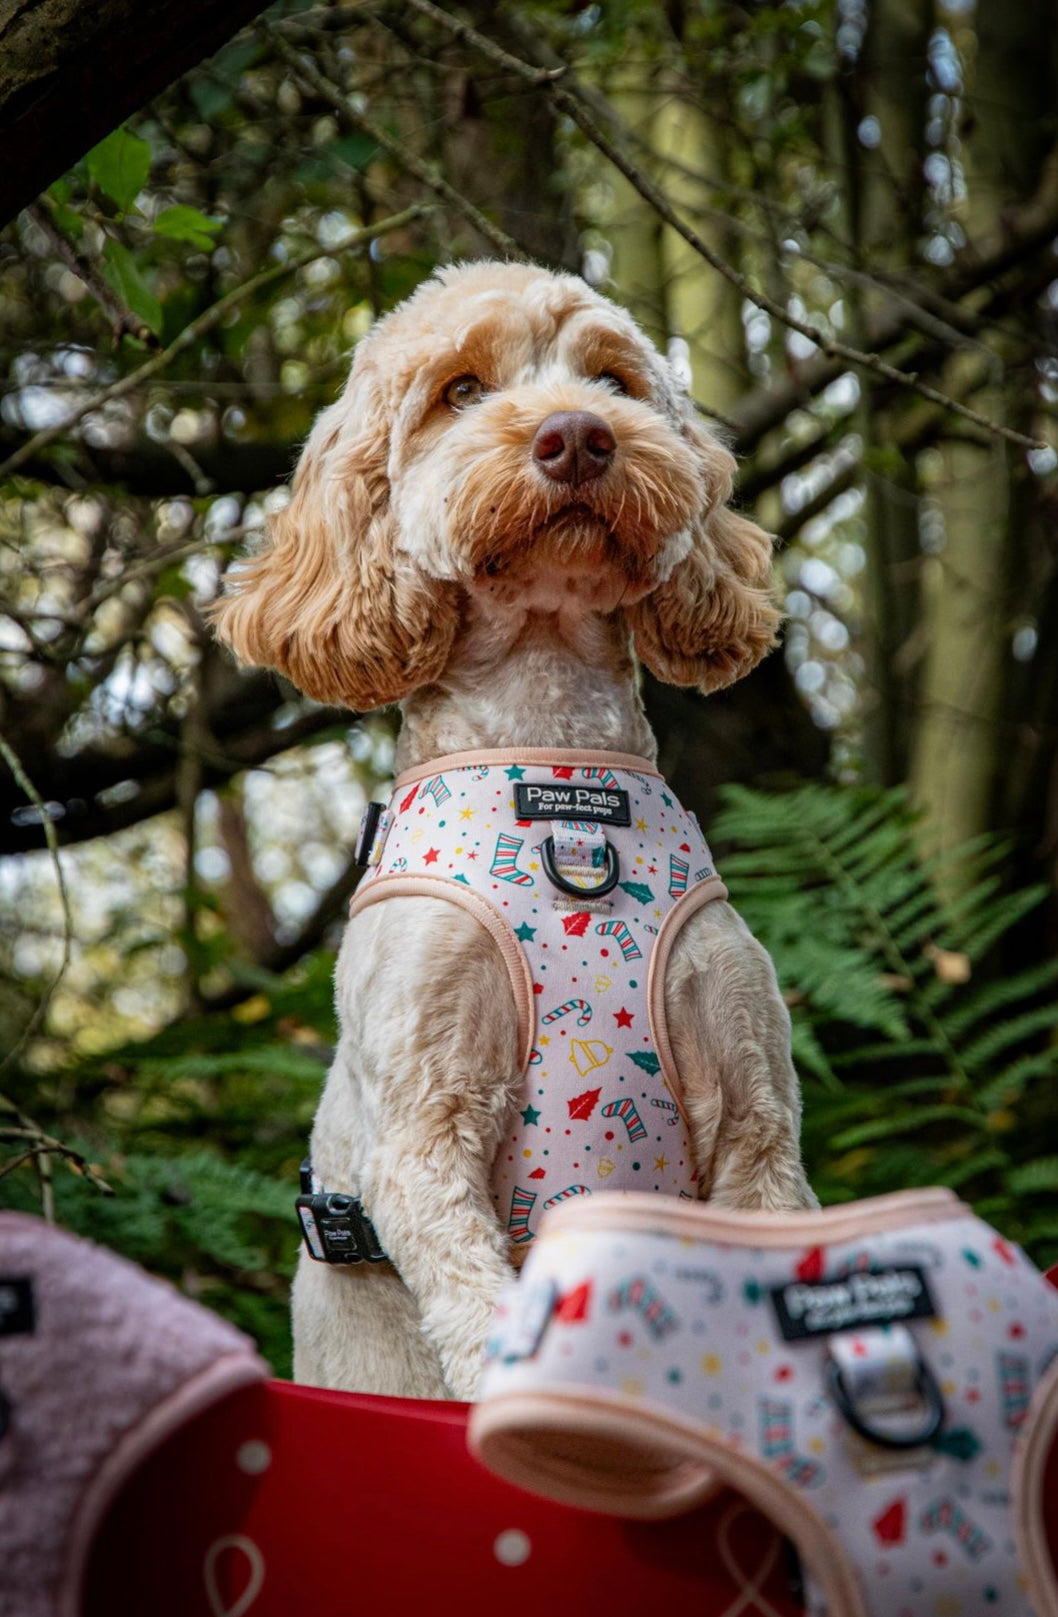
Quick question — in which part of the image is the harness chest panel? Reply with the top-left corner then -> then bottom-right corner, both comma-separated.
472,1190 -> 1058,1617
352,750 -> 727,1247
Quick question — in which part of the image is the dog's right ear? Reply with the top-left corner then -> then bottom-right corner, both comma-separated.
210,357 -> 459,712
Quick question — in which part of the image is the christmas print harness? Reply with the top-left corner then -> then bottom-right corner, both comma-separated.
297,749 -> 728,1265
470,1188 -> 1058,1617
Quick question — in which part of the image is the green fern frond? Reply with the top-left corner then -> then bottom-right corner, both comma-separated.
715,779 -> 1057,1262
1005,1157 -> 1058,1196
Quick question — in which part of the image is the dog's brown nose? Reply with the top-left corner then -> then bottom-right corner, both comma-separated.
532,411 -> 616,485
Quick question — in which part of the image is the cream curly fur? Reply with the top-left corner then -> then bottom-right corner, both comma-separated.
214,261 -> 816,1401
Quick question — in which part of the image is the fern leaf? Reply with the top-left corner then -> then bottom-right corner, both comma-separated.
961,1003 -> 1058,1070
832,1104 -> 985,1149
976,1051 -> 1058,1111
942,958 -> 1058,1040
1005,1157 -> 1058,1196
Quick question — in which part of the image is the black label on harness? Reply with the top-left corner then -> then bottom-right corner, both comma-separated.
0,1277 -> 35,1336
514,783 -> 631,826
769,1265 -> 937,1341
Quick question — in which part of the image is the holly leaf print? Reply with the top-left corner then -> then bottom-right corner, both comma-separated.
628,1050 -> 660,1075
619,881 -> 654,904
562,912 -> 591,936
568,1087 -> 601,1120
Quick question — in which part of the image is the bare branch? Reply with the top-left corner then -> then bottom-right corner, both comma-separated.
0,204 -> 427,482
405,0 -> 1050,454
263,27 -> 529,263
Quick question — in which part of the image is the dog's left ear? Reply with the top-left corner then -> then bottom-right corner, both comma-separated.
626,410 -> 779,693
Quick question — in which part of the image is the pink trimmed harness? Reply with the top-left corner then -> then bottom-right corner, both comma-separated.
351,749 -> 728,1247
471,1189 -> 1058,1617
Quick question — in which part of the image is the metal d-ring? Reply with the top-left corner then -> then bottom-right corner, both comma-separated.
540,835 -> 620,899
825,1351 -> 946,1451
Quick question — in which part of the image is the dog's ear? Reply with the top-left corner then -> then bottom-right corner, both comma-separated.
626,410 -> 779,693
210,357 -> 459,711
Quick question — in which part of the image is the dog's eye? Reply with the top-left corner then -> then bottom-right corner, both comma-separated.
443,374 -> 487,409
595,371 -> 631,395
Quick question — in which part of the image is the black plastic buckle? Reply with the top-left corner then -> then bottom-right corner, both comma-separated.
296,1159 -> 388,1265
355,802 -> 385,867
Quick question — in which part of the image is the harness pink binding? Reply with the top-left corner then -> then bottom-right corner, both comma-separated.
351,749 -> 728,1248
469,1188 -> 1058,1617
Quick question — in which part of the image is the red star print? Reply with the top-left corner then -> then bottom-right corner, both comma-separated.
423,847 -> 440,865
552,766 -> 574,779
614,1007 -> 634,1028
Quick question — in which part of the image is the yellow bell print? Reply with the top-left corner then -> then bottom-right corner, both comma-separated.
569,1038 -> 613,1076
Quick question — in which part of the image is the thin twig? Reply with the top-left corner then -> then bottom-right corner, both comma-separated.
0,204 -> 426,482
30,199 -> 155,347
0,734 -> 114,1218
0,735 -> 72,1081
0,1129 -> 113,1195
264,27 -> 529,263
404,0 -> 1049,455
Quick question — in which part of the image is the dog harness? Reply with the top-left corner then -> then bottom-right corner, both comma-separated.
470,1188 -> 1058,1617
348,749 -> 728,1250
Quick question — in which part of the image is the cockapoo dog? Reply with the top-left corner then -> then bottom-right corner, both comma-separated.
214,260 -> 815,1401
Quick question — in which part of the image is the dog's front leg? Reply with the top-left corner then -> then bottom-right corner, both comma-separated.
347,898 -> 522,1400
664,901 -> 817,1211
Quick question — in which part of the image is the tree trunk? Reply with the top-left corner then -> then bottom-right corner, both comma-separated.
909,0 -> 1053,861
0,0 -> 270,225
838,0 -> 932,787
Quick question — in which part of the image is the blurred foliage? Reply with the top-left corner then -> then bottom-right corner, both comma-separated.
714,782 -> 1058,1260
0,949 -> 339,1375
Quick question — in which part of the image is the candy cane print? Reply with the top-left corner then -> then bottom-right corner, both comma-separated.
595,919 -> 642,961
582,766 -> 619,788
507,1185 -> 537,1243
996,1351 -> 1030,1429
541,998 -> 593,1028
920,1498 -> 991,1561
759,1398 -> 824,1489
650,1096 -> 680,1127
543,1184 -> 591,1210
668,854 -> 689,898
490,832 -> 534,885
417,773 -> 452,806
608,1275 -> 679,1339
602,1097 -> 648,1142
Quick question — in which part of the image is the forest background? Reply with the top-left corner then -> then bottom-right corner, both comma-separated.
1,0 -> 1057,1375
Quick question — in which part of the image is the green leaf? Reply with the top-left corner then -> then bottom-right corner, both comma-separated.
324,133 -> 381,172
86,127 -> 151,212
1005,1157 -> 1058,1196
619,880 -> 654,904
101,239 -> 163,335
153,205 -> 225,251
831,1104 -> 984,1149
